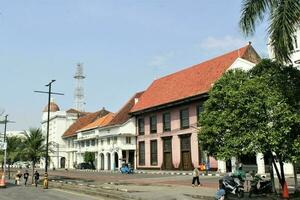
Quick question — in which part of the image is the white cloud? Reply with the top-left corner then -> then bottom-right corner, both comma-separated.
149,51 -> 175,67
199,35 -> 248,51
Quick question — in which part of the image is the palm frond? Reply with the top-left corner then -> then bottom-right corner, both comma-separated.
240,0 -> 272,36
269,0 -> 300,63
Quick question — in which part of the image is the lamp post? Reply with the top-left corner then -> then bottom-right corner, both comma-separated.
34,80 -> 63,189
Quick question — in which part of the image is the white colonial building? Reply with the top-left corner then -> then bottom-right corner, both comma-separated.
69,92 -> 142,171
41,99 -> 86,169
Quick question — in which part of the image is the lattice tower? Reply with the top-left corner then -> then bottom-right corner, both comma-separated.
74,63 -> 85,112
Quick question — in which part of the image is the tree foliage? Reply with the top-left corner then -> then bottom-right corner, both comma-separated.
22,128 -> 46,183
84,152 -> 95,168
240,0 -> 300,64
199,59 -> 300,187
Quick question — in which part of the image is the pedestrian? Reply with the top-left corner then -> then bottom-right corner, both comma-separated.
33,170 -> 40,187
15,170 -> 22,185
192,167 -> 202,187
23,170 -> 29,186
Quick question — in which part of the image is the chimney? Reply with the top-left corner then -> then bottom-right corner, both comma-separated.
134,98 -> 139,104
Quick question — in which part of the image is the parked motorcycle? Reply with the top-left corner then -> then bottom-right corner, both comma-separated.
220,174 -> 245,198
249,174 -> 272,198
120,163 -> 134,174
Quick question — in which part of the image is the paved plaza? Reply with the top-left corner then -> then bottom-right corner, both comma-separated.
0,181 -> 102,200
2,169 -> 300,200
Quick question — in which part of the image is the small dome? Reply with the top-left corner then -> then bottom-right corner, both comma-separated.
43,102 -> 60,112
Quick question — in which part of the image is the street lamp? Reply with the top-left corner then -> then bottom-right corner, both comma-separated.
34,80 -> 63,189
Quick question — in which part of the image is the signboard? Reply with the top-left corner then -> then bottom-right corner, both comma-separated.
0,142 -> 7,150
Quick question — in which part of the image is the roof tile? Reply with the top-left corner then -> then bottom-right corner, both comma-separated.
131,44 -> 259,113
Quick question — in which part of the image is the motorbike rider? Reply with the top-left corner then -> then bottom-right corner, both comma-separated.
233,166 -> 246,181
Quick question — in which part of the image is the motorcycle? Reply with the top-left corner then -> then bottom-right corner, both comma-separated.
249,174 -> 272,198
220,174 -> 245,198
120,163 -> 134,174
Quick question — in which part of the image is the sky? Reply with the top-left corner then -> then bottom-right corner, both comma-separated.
0,0 -> 269,131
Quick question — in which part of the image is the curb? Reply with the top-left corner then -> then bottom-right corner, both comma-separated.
72,169 -> 221,177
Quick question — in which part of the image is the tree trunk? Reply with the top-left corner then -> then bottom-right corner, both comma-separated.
269,157 -> 276,193
31,161 -> 35,184
271,154 -> 283,187
8,162 -> 10,179
293,162 -> 299,192
279,158 -> 285,189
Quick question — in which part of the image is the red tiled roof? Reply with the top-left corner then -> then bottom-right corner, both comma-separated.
105,91 -> 144,127
131,44 -> 259,113
78,112 -> 114,132
62,108 -> 110,138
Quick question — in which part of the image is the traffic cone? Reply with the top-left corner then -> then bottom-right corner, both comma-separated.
0,173 -> 6,188
282,181 -> 289,199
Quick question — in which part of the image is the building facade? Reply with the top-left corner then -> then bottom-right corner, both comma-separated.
131,44 -> 262,172
62,93 -> 142,171
41,99 -> 81,169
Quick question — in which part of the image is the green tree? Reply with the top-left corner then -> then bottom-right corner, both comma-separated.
83,152 -> 95,168
0,136 -> 24,179
6,136 -> 24,179
22,128 -> 46,184
240,0 -> 300,63
199,60 -> 300,191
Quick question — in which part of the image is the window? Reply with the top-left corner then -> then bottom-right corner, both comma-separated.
113,137 -> 117,144
150,115 -> 157,133
196,103 -> 204,126
107,138 -> 111,145
81,141 -> 85,147
91,139 -> 95,146
126,137 -> 131,144
180,108 -> 189,129
138,118 -> 145,135
86,140 -> 90,147
139,141 -> 145,165
150,140 -> 158,165
100,140 -> 104,145
163,112 -> 171,132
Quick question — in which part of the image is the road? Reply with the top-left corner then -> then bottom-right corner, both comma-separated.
0,182 -> 102,200
48,169 -> 220,188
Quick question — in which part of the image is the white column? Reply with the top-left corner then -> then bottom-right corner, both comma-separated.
111,153 -> 115,171
231,157 -> 237,173
126,150 -> 129,163
104,153 -> 108,170
256,153 -> 265,174
97,153 -> 101,170
218,160 -> 226,173
284,163 -> 294,175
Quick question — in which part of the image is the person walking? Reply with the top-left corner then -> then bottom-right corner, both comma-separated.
192,167 -> 201,187
33,170 -> 40,187
15,170 -> 22,185
23,170 -> 29,186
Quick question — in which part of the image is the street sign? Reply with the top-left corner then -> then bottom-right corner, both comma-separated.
0,142 -> 7,150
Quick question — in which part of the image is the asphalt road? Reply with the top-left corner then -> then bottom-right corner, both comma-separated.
0,182 -> 102,200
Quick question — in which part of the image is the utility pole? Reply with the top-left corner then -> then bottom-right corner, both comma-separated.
34,80 -> 63,189
0,115 -> 14,188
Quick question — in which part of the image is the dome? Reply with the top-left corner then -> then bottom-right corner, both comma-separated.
43,102 -> 60,112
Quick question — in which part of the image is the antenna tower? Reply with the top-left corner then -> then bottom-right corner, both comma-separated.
74,63 -> 85,112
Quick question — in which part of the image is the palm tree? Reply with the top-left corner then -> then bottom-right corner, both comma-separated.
22,128 -> 46,184
240,0 -> 300,64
